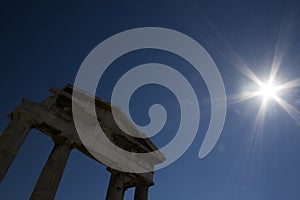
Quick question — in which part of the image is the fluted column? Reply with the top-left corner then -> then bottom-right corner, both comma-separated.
0,117 -> 35,182
106,171 -> 125,200
30,139 -> 72,200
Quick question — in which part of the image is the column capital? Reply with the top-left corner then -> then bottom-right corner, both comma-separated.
135,181 -> 153,187
52,136 -> 75,149
106,167 -> 154,187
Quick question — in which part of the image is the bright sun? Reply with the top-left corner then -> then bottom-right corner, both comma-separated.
233,67 -> 300,130
257,82 -> 278,101
232,74 -> 300,131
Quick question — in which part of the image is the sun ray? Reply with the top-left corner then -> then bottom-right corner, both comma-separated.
186,1 -> 264,88
228,92 -> 260,105
189,0 -> 300,130
277,78 -> 300,91
254,100 -> 267,133
237,64 -> 264,87
273,96 -> 300,124
269,1 -> 297,84
230,68 -> 300,130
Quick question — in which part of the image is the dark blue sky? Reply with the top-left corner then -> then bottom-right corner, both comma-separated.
1,0 -> 300,199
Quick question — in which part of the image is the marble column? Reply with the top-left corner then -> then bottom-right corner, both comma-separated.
134,184 -> 149,200
106,171 -> 125,200
30,139 -> 72,200
0,117 -> 34,182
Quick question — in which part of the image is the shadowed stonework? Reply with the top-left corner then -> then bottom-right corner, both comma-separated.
0,84 -> 165,200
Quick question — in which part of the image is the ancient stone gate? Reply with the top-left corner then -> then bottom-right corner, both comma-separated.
0,84 -> 165,200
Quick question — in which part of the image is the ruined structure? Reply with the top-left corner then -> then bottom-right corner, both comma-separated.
0,84 -> 165,200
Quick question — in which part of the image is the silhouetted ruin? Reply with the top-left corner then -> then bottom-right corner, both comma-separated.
0,85 -> 165,200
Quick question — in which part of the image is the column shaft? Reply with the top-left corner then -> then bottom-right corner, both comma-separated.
106,172 -> 125,200
30,142 -> 71,200
134,184 -> 149,200
0,119 -> 32,182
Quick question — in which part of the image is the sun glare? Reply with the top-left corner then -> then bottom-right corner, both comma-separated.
227,60 -> 300,131
257,82 -> 278,101
229,68 -> 300,130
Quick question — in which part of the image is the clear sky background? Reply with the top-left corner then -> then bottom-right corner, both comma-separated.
1,0 -> 300,199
